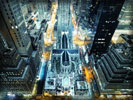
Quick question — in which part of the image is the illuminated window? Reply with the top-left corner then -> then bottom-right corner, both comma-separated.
98,38 -> 101,40
11,26 -> 14,29
108,33 -> 111,35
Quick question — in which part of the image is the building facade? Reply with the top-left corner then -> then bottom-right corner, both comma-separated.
0,0 -> 41,95
90,0 -> 125,55
112,0 -> 133,43
0,31 -> 35,94
91,34 -> 133,96
0,0 -> 33,56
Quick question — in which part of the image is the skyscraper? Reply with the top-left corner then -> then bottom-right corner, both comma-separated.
112,0 -> 133,43
0,0 -> 33,56
0,31 -> 34,94
0,0 -> 39,95
90,0 -> 125,55
0,0 -> 132,99
91,34 -> 133,96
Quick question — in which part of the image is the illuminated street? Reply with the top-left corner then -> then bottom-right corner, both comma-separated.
0,0 -> 133,100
